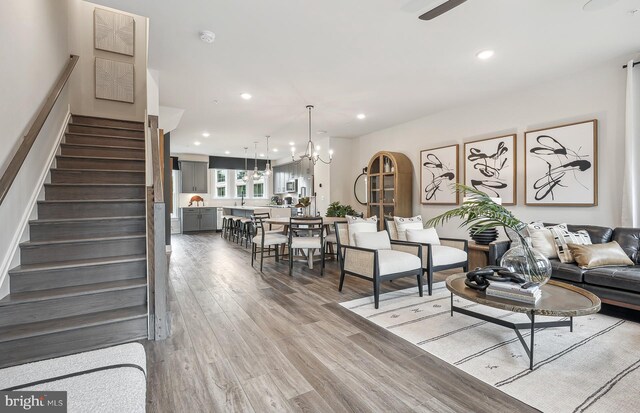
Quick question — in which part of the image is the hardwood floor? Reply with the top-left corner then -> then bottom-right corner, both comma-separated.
143,233 -> 538,413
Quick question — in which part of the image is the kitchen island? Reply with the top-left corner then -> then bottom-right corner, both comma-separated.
222,205 -> 298,218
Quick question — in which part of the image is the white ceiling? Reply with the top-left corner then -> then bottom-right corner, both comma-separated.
92,0 -> 640,159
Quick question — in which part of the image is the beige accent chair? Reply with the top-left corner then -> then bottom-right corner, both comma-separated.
334,222 -> 423,309
385,218 -> 468,296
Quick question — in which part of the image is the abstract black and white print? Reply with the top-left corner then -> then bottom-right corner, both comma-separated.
525,120 -> 597,205
420,145 -> 458,204
464,135 -> 516,204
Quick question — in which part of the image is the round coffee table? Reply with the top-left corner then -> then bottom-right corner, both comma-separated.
446,273 -> 601,370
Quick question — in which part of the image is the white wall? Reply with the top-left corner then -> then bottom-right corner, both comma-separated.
67,0 -> 147,121
329,137 -> 359,209
0,0 -> 71,296
348,58 -> 630,239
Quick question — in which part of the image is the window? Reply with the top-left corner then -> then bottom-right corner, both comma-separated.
214,169 -> 227,198
253,182 -> 264,198
235,171 -> 247,197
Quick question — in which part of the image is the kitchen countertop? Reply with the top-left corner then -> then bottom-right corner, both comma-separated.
180,205 -> 220,209
221,205 -> 296,210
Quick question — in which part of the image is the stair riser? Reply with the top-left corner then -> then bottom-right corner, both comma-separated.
38,201 -> 145,219
10,261 -> 147,293
30,218 -> 146,242
57,157 -> 145,171
51,169 -> 145,184
0,287 -> 146,328
71,115 -> 144,131
0,316 -> 147,368
45,185 -> 145,200
21,237 -> 146,264
68,124 -> 144,138
61,145 -> 145,159
65,134 -> 145,149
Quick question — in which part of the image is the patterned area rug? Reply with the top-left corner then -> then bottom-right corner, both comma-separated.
340,283 -> 640,413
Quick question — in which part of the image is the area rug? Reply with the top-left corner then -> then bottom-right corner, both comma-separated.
340,283 -> 640,413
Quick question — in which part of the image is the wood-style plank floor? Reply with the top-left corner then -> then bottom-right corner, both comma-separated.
143,233 -> 538,413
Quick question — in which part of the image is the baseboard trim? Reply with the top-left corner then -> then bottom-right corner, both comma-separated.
0,107 -> 71,298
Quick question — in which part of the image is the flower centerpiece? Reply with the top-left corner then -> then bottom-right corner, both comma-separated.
426,184 -> 552,285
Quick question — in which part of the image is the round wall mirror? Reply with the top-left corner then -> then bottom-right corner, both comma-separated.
354,172 -> 367,205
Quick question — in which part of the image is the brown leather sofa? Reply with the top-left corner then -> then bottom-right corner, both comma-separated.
490,224 -> 640,310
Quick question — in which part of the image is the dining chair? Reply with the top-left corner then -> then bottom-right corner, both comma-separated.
251,216 -> 288,272
288,217 -> 325,276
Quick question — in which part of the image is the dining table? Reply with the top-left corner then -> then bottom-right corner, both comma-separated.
263,216 -> 348,269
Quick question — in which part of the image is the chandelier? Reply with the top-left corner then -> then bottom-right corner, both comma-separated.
290,105 -> 333,165
264,135 -> 272,176
251,141 -> 262,180
242,147 -> 250,183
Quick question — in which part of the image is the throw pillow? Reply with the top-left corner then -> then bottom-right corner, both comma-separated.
527,222 -> 558,259
549,224 -> 592,263
346,215 -> 378,245
567,241 -> 634,269
354,230 -> 391,250
406,228 -> 441,245
393,216 -> 423,241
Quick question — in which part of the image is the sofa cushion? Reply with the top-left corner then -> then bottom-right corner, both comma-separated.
406,228 -> 440,245
354,231 -> 391,250
393,216 -> 423,241
430,245 -> 468,268
346,215 -> 378,245
549,224 -> 591,263
549,259 -> 586,283
584,266 -> 640,293
567,241 -> 634,269
543,223 -> 613,245
527,222 -> 557,259
377,250 -> 422,275
612,228 -> 640,264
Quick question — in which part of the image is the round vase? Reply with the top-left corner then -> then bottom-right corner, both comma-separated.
500,245 -> 552,286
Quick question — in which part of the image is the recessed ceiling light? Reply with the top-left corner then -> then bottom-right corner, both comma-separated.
476,50 -> 495,60
357,113 -> 366,120
224,150 -> 230,154
289,141 -> 295,146
240,93 -> 252,100
317,130 -> 328,135
194,141 -> 201,146
273,148 -> 278,152
259,153 -> 265,157
202,132 -> 210,138
316,145 -> 321,150
200,30 -> 215,44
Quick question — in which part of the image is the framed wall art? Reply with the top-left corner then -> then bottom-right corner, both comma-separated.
524,120 -> 597,206
464,134 -> 517,205
94,8 -> 135,56
95,57 -> 135,103
420,144 -> 459,204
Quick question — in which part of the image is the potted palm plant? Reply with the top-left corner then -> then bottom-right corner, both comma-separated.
426,184 -> 552,285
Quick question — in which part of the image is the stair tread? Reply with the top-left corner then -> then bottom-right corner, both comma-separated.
30,216 -> 145,225
21,233 -> 146,247
45,183 -> 145,187
0,305 -> 147,343
65,132 -> 145,141
56,155 -> 145,162
61,143 -> 145,151
38,199 -> 145,204
52,168 -> 144,173
9,254 -> 147,274
0,279 -> 147,307
71,113 -> 144,123
69,123 -> 145,133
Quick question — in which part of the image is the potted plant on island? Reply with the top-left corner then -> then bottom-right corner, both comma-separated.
426,184 -> 552,285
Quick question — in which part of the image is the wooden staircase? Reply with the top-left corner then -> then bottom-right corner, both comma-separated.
0,114 -> 149,368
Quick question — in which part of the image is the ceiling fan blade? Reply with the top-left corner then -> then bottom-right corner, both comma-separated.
418,0 -> 469,20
